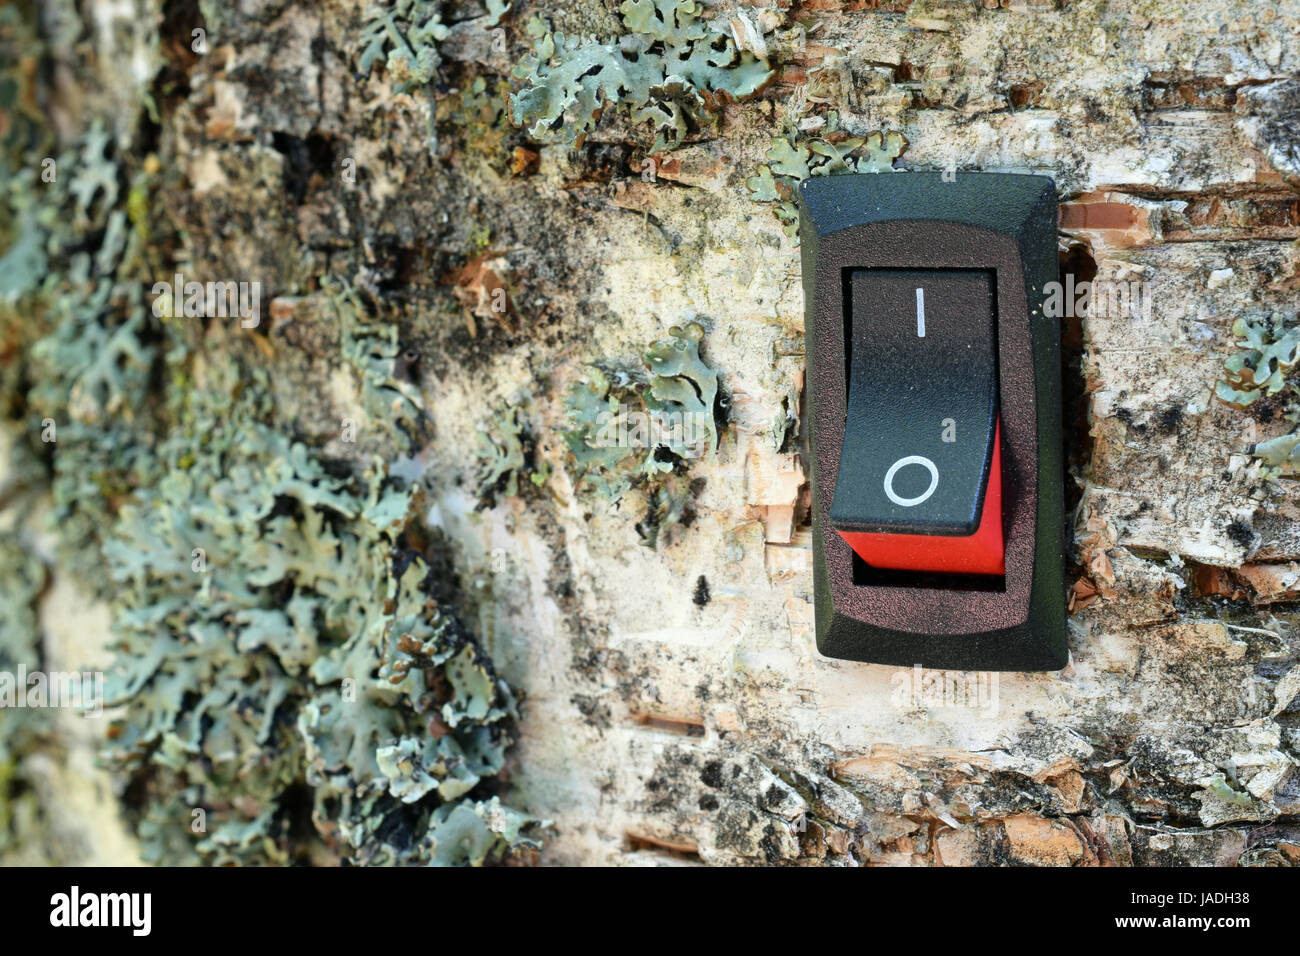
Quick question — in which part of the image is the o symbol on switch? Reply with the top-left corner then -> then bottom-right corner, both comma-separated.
883,456 -> 939,507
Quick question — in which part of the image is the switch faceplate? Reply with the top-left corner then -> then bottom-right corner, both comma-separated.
798,173 -> 1066,672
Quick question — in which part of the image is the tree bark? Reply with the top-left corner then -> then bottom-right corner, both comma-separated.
2,0 -> 1299,865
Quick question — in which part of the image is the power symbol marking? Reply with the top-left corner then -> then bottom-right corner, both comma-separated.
883,455 -> 939,508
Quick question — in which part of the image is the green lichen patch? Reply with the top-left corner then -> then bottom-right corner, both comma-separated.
1248,432 -> 1300,475
0,0 -> 542,863
562,321 -> 719,546
328,278 -> 429,450
476,403 -> 548,505
439,73 -> 516,171
510,1 -> 775,152
747,114 -> 908,236
1215,312 -> 1300,476
96,362 -> 544,865
0,530 -> 51,860
2,113 -> 167,595
356,0 -> 450,155
1216,313 -> 1300,409
358,0 -> 449,90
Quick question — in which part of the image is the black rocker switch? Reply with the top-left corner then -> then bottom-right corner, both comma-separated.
831,269 -> 1001,573
798,172 -> 1066,672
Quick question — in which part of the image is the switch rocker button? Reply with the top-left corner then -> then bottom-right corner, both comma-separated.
829,269 -> 1004,576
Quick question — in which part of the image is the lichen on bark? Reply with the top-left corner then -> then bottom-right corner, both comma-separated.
3,0 -> 1300,868
0,0 -> 544,866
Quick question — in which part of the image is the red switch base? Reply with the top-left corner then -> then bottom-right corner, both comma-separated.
837,421 -> 1005,576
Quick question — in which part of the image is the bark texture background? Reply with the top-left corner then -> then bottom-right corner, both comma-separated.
2,0 -> 1300,865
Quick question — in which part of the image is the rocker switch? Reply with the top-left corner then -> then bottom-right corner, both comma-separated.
830,269 -> 1004,576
